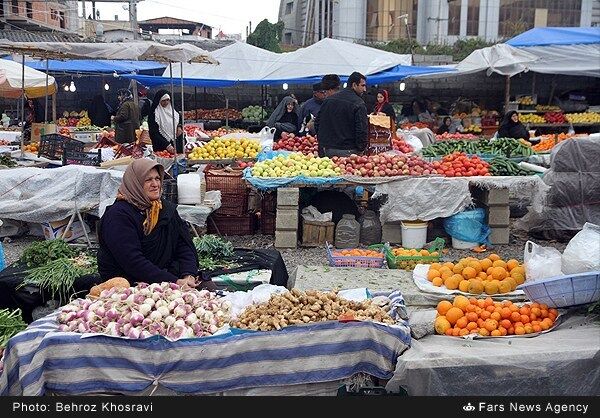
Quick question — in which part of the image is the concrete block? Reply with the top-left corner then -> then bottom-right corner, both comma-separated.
277,187 -> 299,207
487,205 -> 510,227
382,222 -> 402,245
276,208 -> 299,230
489,227 -> 510,245
471,187 -> 509,206
275,230 -> 297,249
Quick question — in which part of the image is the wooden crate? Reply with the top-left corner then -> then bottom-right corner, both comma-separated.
301,220 -> 335,247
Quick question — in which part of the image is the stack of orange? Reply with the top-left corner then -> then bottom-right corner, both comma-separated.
23,142 -> 39,153
332,249 -> 384,258
532,137 -> 555,152
426,254 -> 525,295
434,295 -> 558,337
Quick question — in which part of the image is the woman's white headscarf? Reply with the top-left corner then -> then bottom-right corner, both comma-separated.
154,93 -> 179,142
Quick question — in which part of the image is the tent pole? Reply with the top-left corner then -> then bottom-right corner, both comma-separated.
52,91 -> 57,123
169,62 -> 177,175
531,72 -> 536,97
21,54 -> 25,157
45,59 -> 49,123
180,62 -> 185,143
504,75 -> 510,113
194,87 -> 197,121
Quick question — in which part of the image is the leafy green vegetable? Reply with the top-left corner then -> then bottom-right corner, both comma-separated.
193,235 -> 236,271
20,239 -> 75,268
20,255 -> 97,304
0,308 -> 27,348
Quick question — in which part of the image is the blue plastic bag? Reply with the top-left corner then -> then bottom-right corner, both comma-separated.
443,208 -> 490,245
0,241 -> 6,272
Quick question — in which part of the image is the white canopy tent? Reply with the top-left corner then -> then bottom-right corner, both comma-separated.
0,59 -> 56,99
165,38 -> 413,81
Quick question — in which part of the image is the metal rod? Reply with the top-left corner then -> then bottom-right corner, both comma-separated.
45,59 -> 49,123
180,62 -> 185,149
169,62 -> 177,174
21,54 -> 25,157
504,75 -> 511,113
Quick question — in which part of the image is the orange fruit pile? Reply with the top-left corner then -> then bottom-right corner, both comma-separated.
426,254 -> 525,295
24,142 -> 39,153
434,296 -> 558,337
391,248 -> 439,257
332,249 -> 383,258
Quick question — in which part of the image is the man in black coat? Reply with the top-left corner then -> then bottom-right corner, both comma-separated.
315,71 -> 368,157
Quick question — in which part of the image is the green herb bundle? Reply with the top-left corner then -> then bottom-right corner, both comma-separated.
20,239 -> 75,268
20,254 -> 98,304
0,308 -> 27,348
193,235 -> 236,271
0,155 -> 17,168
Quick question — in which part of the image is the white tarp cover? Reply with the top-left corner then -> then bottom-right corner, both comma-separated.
166,38 -> 412,81
0,59 -> 56,99
386,314 -> 600,396
0,41 -> 217,64
516,44 -> 600,77
372,175 -> 548,222
169,42 -> 281,81
455,43 -> 539,76
0,165 -> 216,227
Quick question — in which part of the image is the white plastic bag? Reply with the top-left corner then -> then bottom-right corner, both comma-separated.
562,222 -> 600,274
402,133 -> 423,153
259,126 -> 276,150
524,241 -> 563,282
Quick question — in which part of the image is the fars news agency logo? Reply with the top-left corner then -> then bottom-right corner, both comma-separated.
463,403 -> 476,412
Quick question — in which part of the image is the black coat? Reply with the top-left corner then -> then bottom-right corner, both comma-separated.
372,102 -> 396,122
315,88 -> 368,152
498,122 -> 530,140
148,109 -> 184,152
113,100 -> 140,144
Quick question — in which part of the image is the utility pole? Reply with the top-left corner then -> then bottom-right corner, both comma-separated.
130,0 -> 138,39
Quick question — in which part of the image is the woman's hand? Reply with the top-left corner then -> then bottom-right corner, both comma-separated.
176,275 -> 197,289
166,144 -> 175,154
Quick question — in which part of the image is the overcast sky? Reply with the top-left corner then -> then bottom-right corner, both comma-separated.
84,0 -> 280,37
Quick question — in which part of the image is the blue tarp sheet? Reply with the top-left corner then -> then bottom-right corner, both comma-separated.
242,167 -> 343,191
122,64 -> 454,88
13,59 -> 166,74
506,27 -> 600,47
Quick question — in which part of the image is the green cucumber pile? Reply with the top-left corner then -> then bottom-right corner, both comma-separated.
489,156 -> 536,176
423,138 -> 533,158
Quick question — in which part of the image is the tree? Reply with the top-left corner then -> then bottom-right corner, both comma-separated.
247,19 -> 284,53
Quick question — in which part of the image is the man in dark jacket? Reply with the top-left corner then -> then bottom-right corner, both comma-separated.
299,82 -> 326,135
315,72 -> 368,157
113,89 -> 140,144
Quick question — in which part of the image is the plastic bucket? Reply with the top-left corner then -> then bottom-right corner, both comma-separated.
452,236 -> 478,250
401,221 -> 428,249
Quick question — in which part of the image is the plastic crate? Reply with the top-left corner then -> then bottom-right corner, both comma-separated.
326,242 -> 385,268
38,134 -> 84,160
204,165 -> 247,195
517,271 -> 600,308
62,149 -> 102,166
207,213 -> 256,236
214,192 -> 249,216
386,237 -> 445,270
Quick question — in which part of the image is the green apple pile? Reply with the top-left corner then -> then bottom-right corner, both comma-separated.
251,153 -> 341,178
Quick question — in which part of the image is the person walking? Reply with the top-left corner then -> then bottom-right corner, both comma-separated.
113,89 -> 140,144
315,72 -> 368,157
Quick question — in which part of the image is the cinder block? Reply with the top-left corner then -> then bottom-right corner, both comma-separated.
276,208 -> 299,230
473,187 -> 509,205
487,205 -> 510,227
382,222 -> 402,245
276,187 -> 299,207
489,227 -> 510,245
275,230 -> 297,249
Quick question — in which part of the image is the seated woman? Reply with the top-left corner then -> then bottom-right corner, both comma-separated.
97,159 -> 216,290
371,89 -> 396,123
497,110 -> 530,141
437,116 -> 451,134
266,96 -> 300,140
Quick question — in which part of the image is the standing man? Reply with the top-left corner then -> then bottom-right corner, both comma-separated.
315,72 -> 368,157
299,82 -> 326,135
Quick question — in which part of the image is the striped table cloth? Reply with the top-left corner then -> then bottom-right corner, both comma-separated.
0,314 -> 411,396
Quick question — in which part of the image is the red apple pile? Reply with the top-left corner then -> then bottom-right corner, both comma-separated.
332,154 -> 438,177
391,138 -> 414,153
273,133 -> 318,155
237,161 -> 254,169
435,152 -> 490,177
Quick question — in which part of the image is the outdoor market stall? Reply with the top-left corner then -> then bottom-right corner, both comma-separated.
0,287 -> 410,396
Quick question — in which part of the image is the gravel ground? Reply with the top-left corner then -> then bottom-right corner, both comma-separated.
2,230 -> 567,276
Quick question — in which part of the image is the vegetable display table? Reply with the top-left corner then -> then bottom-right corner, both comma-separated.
0,313 -> 410,396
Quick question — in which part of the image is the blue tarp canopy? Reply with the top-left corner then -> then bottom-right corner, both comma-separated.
506,27 -> 600,47
122,64 -> 454,88
13,59 -> 166,74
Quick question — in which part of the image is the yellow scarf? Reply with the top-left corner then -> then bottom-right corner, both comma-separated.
117,192 -> 162,235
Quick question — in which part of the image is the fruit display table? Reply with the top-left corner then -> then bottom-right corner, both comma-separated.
0,309 -> 411,395
385,312 -> 600,396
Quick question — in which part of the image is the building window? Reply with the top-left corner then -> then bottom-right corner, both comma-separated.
0,1 -> 4,17
284,32 -> 292,44
447,0 -> 461,36
51,9 -> 58,21
59,11 -> 65,29
285,2 -> 293,15
26,2 -> 33,19
466,0 -> 480,36
499,0 -> 582,38
11,0 -> 19,15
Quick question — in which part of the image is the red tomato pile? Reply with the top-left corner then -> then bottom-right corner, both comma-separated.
155,150 -> 175,158
434,153 -> 490,177
392,138 -> 414,153
544,112 -> 566,124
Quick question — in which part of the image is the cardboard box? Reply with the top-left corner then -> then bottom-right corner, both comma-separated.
31,123 -> 56,143
41,217 -> 89,242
